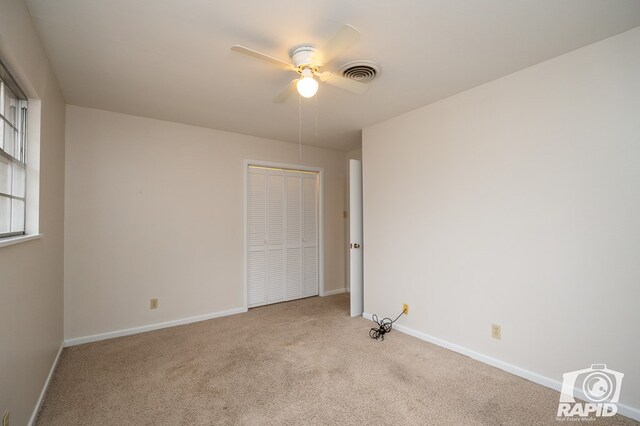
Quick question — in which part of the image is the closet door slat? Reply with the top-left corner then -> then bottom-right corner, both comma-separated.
247,169 -> 267,307
267,170 -> 286,303
302,174 -> 319,297
285,171 -> 302,301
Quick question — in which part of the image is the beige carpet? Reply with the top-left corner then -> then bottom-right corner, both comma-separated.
37,294 -> 636,425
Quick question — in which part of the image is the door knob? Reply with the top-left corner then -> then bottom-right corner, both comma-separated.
353,243 -> 361,249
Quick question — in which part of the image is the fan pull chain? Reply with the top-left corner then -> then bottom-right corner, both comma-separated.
298,94 -> 302,160
314,91 -> 318,137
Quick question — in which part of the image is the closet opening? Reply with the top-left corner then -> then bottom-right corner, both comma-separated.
243,161 -> 324,309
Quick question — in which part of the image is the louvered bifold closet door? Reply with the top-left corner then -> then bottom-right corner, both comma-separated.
247,168 -> 267,307
266,170 -> 286,303
302,173 -> 319,297
285,171 -> 303,301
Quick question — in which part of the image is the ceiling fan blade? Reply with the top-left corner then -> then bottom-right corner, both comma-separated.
316,71 -> 367,95
231,45 -> 295,70
320,25 -> 361,65
273,79 -> 298,103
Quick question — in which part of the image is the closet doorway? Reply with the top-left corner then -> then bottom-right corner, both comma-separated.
243,160 -> 324,309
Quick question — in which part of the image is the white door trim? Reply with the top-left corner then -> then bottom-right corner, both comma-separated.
243,159 -> 325,311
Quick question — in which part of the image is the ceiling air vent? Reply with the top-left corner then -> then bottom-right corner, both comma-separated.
339,61 -> 380,83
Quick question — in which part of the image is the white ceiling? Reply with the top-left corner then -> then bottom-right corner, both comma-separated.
25,0 -> 640,151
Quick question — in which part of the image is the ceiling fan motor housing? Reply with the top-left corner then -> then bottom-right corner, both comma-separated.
289,45 -> 318,69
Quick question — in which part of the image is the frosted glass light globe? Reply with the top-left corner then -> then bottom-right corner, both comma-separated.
296,70 -> 319,98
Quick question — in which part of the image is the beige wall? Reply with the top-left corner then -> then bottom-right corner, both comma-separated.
64,105 -> 347,340
0,1 -> 66,425
363,27 -> 640,411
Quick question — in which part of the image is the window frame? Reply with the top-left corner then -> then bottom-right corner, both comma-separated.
0,58 -> 28,239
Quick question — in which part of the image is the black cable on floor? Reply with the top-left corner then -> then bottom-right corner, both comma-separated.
369,310 -> 405,341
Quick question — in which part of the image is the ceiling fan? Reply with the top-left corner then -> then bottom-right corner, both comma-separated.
231,25 -> 368,102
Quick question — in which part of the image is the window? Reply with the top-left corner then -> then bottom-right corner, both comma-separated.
0,59 -> 28,238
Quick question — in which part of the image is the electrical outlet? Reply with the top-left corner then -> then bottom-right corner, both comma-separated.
403,303 -> 409,315
491,323 -> 501,340
3,410 -> 9,426
150,298 -> 158,309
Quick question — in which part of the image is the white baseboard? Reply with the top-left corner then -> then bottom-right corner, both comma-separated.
322,288 -> 348,296
28,343 -> 64,426
64,307 -> 247,347
362,312 -> 640,421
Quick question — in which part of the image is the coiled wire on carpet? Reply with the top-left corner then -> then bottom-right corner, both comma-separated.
369,311 -> 405,341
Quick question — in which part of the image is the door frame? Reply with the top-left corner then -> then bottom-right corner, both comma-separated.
243,159 -> 325,311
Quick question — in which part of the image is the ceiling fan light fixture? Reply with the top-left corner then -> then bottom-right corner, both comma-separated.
230,25 -> 366,102
296,68 -> 318,98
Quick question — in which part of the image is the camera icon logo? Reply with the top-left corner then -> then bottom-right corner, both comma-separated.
558,364 -> 624,418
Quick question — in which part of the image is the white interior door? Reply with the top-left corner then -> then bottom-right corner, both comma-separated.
349,160 -> 363,317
